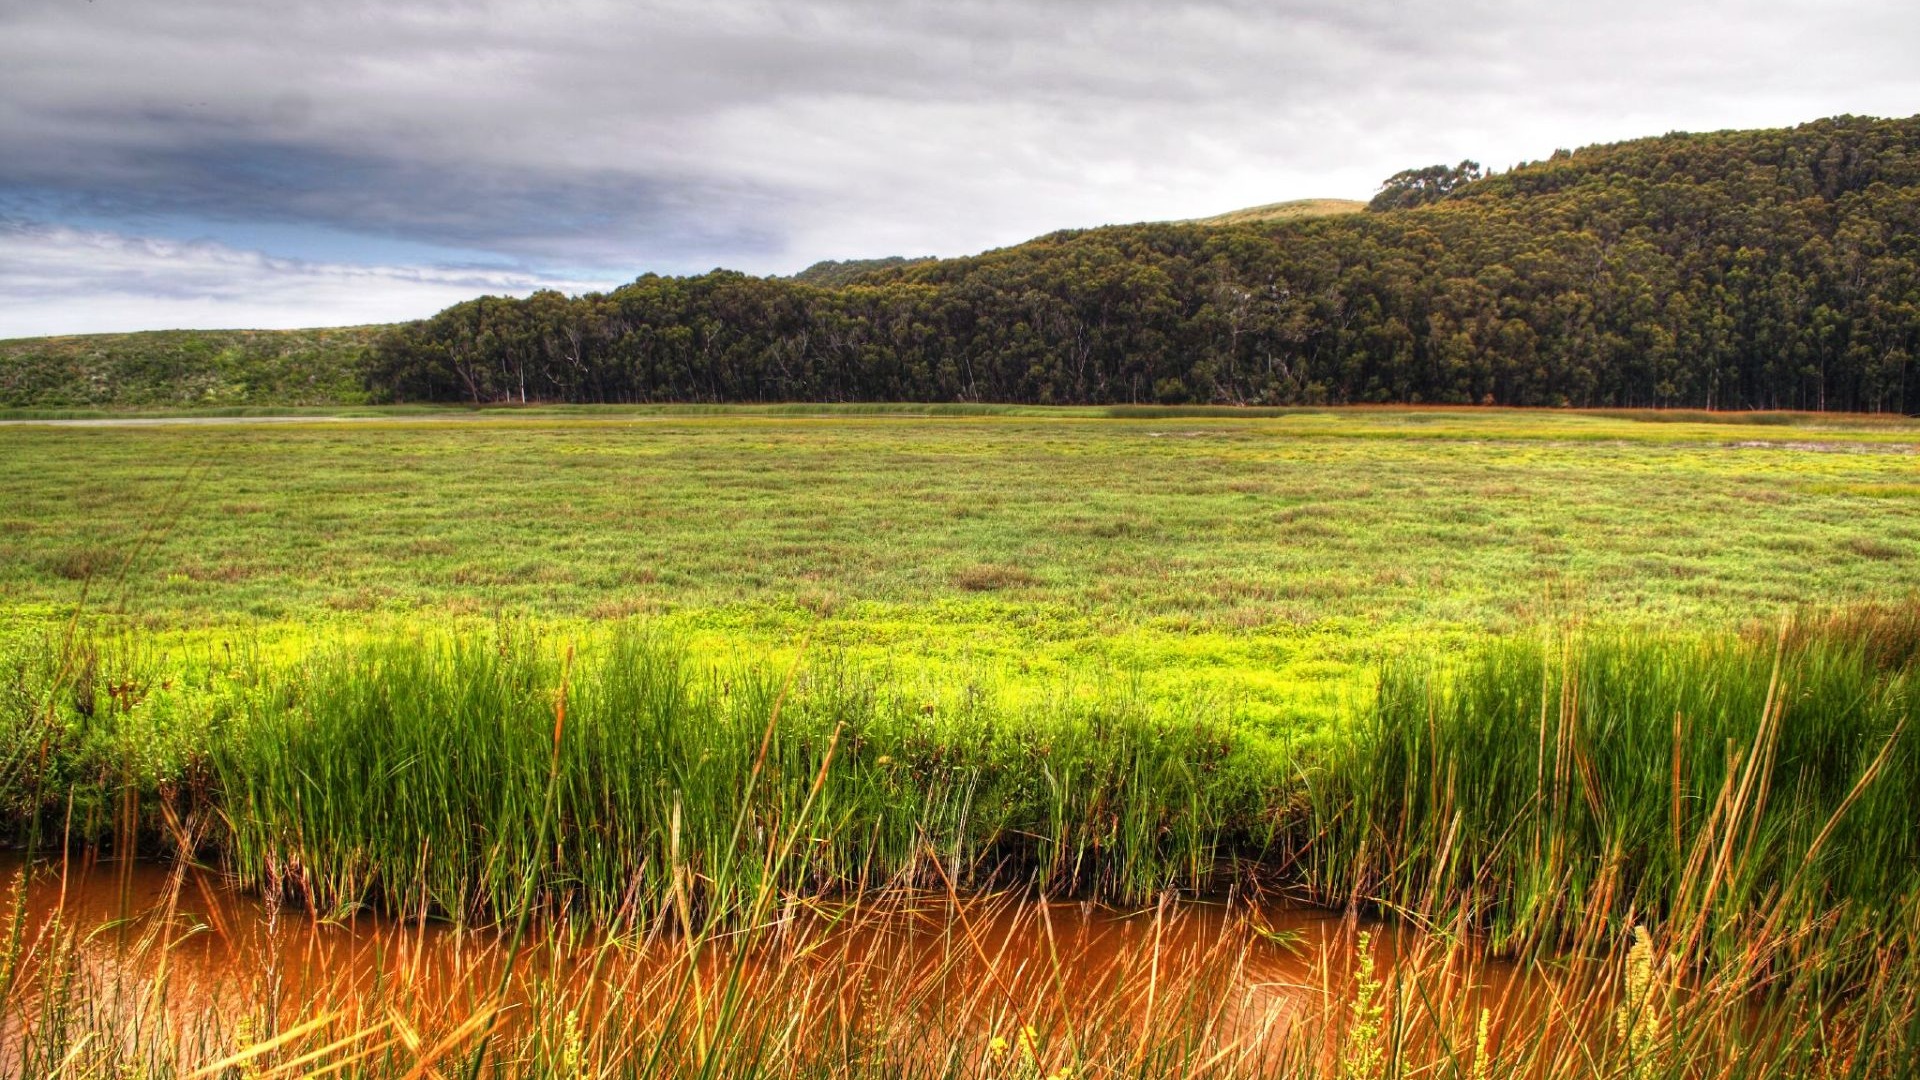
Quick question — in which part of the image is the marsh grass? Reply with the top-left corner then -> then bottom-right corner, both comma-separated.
6,616 -> 1918,941
1310,622 -> 1920,967
8,410 -> 1920,733
212,626 -> 1268,927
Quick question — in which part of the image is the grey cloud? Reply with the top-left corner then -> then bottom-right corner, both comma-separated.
0,0 -> 1916,304
1,134 -> 796,268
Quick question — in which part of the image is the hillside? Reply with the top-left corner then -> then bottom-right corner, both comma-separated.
0,327 -> 380,409
787,207 -> 1358,288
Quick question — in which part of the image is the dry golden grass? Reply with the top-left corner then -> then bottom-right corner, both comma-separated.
1184,198 -> 1368,226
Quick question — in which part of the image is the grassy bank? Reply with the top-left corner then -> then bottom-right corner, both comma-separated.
6,624 -> 1279,921
0,327 -> 383,409
7,615 -> 1915,948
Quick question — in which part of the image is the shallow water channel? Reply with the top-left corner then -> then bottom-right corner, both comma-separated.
2,852 -> 1544,1067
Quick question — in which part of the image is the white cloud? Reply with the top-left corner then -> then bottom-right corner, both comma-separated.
0,221 -> 606,338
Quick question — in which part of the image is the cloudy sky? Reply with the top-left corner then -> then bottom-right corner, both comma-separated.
2,0 -> 1916,337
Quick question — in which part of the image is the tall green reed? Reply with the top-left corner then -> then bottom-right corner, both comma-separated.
1306,622 -> 1920,960
214,625 -> 1268,926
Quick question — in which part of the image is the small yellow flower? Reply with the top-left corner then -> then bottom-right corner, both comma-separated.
1470,1007 -> 1492,1080
1616,926 -> 1664,1079
1018,1024 -> 1040,1061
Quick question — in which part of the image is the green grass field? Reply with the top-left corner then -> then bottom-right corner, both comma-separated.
4,407 -> 1918,729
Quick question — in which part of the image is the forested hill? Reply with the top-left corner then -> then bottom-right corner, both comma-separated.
11,115 -> 1919,412
369,115 -> 1920,411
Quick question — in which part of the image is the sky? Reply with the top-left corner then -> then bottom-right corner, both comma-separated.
2,0 -> 1917,337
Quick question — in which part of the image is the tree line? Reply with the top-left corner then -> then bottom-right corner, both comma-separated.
369,115 -> 1920,412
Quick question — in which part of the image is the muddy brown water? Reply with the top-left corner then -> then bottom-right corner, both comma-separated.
0,852 -> 1541,1057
